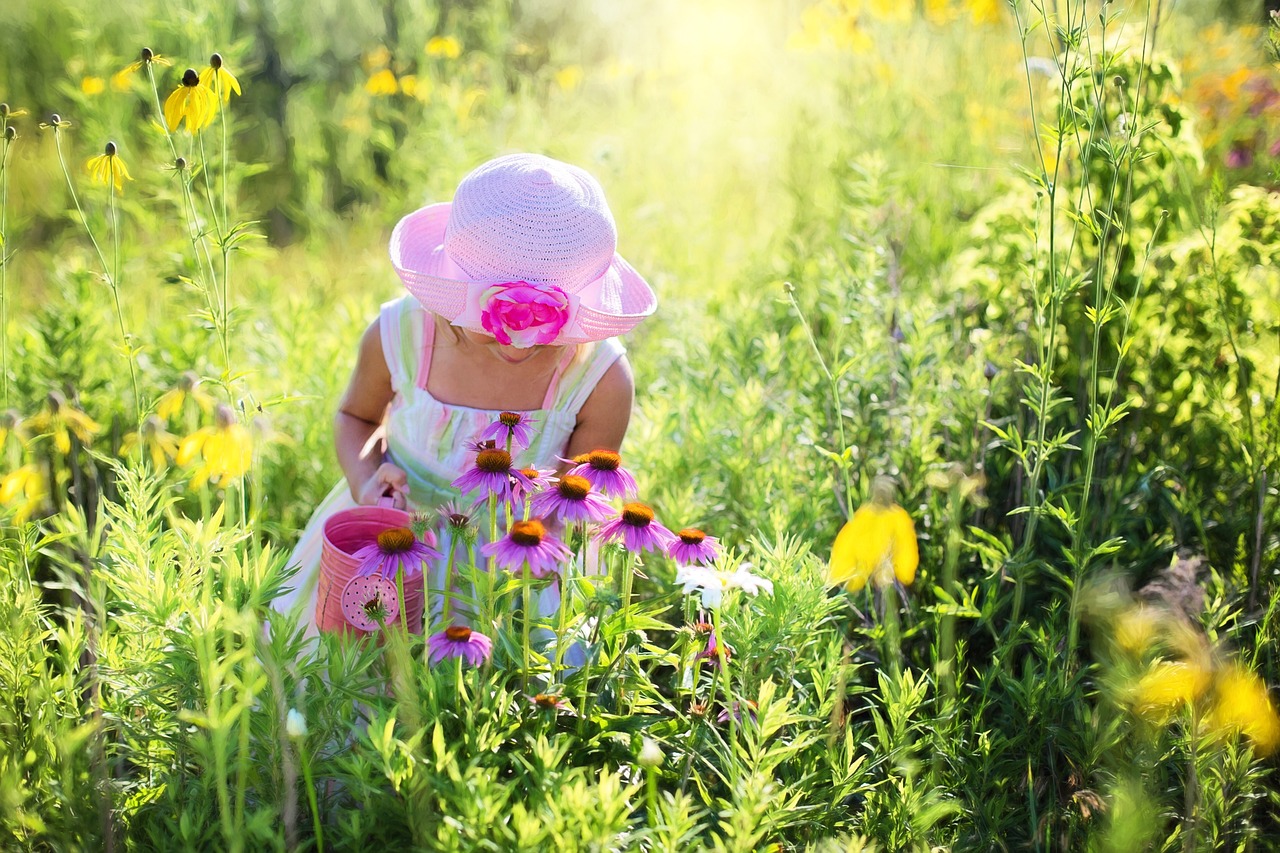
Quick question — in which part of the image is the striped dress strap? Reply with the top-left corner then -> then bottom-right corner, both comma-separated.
553,338 -> 626,415
378,296 -> 422,393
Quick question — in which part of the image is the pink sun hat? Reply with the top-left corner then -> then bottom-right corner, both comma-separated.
389,153 -> 657,347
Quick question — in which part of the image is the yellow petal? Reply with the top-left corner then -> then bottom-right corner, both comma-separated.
1204,666 -> 1280,755
890,505 -> 919,585
163,86 -> 185,132
1132,660 -> 1211,722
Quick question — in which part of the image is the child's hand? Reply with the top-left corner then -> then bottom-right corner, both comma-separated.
357,462 -> 409,508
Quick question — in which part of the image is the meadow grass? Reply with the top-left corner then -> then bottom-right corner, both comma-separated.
1,0 -> 1279,849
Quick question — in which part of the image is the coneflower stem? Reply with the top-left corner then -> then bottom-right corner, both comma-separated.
395,560 -> 408,634
712,607 -> 736,778
1,131 -> 11,406
298,746 -> 323,853
522,562 -> 533,694
441,538 -> 457,630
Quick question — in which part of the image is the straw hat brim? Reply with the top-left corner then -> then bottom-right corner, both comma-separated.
390,203 -> 657,345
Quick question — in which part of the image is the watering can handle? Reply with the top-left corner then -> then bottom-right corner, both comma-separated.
376,490 -> 404,509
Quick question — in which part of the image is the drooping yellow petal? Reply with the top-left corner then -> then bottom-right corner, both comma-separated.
1204,666 -> 1280,755
890,505 -> 919,585
200,66 -> 242,103
425,35 -> 462,59
163,86 -> 186,132
1112,605 -> 1161,657
828,500 -> 919,592
1131,660 -> 1211,722
81,76 -> 106,95
365,69 -> 398,96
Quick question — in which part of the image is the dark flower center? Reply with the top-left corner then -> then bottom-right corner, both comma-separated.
363,597 -> 387,621
376,527 -> 416,553
448,513 -> 470,529
692,621 -> 713,635
678,528 -> 706,545
210,53 -> 223,69
557,475 -> 591,500
499,411 -> 522,427
510,519 -> 545,546
444,625 -> 472,642
182,68 -> 200,87
587,450 -> 621,471
621,503 -> 654,527
104,141 -> 117,156
475,448 -> 512,473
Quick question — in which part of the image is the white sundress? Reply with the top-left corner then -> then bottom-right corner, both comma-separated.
273,294 -> 625,638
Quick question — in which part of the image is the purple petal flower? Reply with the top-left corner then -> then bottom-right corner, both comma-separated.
427,625 -> 493,667
351,527 -> 442,580
452,447 -> 533,503
666,528 -> 722,566
480,411 -> 536,452
595,502 -> 678,554
504,465 -> 554,517
565,449 -> 638,499
528,474 -> 614,525
696,629 -> 734,669
717,700 -> 758,725
481,519 -> 572,578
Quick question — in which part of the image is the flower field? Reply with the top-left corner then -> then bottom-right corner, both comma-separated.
2,0 -> 1280,849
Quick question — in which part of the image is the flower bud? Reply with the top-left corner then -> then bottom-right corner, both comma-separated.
637,737 -> 663,768
984,361 -> 998,381
285,708 -> 307,739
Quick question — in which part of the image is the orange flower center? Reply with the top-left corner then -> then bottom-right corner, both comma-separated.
533,694 -> 559,709
475,448 -> 513,473
572,452 -> 591,465
444,625 -> 472,642
621,503 -> 654,527
499,411 -> 522,426
376,527 -> 416,553
587,450 -> 621,471
519,468 -> 540,480
510,519 -> 545,546
678,528 -> 706,545
557,475 -> 591,500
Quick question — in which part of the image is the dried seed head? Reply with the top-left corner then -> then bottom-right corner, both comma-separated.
104,141 -> 117,156
0,103 -> 8,118
210,53 -> 224,69
3,127 -> 14,142
1112,75 -> 1126,89
49,114 -> 62,126
175,156 -> 187,169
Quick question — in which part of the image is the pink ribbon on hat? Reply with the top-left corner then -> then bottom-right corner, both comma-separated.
476,281 -> 574,348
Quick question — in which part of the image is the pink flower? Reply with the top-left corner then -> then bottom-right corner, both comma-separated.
480,411 -> 536,451
666,528 -> 722,566
351,526 -> 441,580
479,281 -> 571,348
427,625 -> 493,667
565,449 -> 638,499
528,474 -> 614,525
452,447 -> 533,504
481,519 -> 571,578
595,502 -> 677,554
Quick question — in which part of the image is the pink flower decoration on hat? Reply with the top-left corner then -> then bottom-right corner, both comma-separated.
479,281 -> 571,348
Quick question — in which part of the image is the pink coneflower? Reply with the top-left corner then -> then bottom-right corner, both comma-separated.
508,465 -> 554,515
595,502 -> 677,554
666,528 -> 722,566
717,700 -> 758,725
566,449 -> 638,499
452,447 -> 533,503
352,527 -> 441,580
480,411 -> 535,451
481,519 -> 571,578
527,693 -> 576,715
528,474 -> 614,524
427,625 -> 493,667
697,629 -> 735,669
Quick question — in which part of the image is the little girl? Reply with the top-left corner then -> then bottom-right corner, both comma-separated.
273,153 -> 656,638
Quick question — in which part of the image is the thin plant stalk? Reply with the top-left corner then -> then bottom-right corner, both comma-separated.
522,562 -> 533,694
50,127 -> 141,423
711,607 -> 736,781
298,743 -> 323,853
0,126 -> 12,406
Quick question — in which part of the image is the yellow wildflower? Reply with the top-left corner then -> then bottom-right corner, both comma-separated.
365,69 -> 398,96
363,45 -> 392,72
120,415 -> 181,471
0,104 -> 29,119
867,0 -> 911,23
966,0 -> 1003,24
1112,605 -> 1162,657
81,76 -> 106,95
0,464 -> 48,524
164,68 -> 218,133
25,391 -> 101,455
924,0 -> 959,25
155,371 -> 216,421
177,403 -> 252,488
115,47 -> 173,86
1131,660 -> 1211,722
426,35 -> 463,59
198,53 -> 241,104
85,141 -> 133,191
554,65 -> 584,92
1203,666 -> 1280,755
0,409 -> 27,448
827,477 -> 919,593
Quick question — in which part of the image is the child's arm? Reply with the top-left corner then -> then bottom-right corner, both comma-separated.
334,318 -> 409,507
563,355 -> 635,459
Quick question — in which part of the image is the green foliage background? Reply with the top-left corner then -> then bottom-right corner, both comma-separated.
1,0 -> 1279,849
